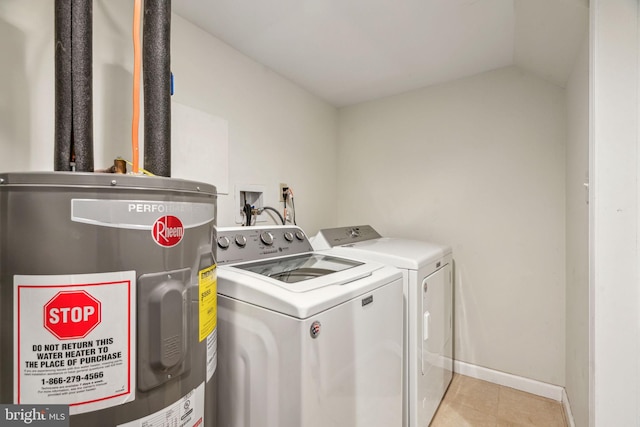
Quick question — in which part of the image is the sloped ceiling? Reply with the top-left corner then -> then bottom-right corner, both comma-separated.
174,0 -> 588,107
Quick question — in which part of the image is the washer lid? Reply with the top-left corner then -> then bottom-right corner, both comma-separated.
235,253 -> 363,284
218,255 -> 402,318
324,237 -> 452,270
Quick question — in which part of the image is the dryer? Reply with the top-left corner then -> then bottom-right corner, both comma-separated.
215,226 -> 403,427
313,225 -> 453,427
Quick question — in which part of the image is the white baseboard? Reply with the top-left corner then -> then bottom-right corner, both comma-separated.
453,360 -> 564,401
562,388 -> 576,427
452,361 -> 576,426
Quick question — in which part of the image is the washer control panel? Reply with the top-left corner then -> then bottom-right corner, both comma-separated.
216,226 -> 313,265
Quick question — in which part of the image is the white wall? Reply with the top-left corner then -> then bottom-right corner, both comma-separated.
0,0 -> 338,234
590,0 -> 640,425
0,2 -> 54,171
337,66 -> 567,385
170,14 -> 338,232
565,39 -> 589,427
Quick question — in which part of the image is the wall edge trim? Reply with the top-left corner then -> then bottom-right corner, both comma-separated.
562,387 -> 577,427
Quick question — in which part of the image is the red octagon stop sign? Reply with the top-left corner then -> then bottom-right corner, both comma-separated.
44,291 -> 101,340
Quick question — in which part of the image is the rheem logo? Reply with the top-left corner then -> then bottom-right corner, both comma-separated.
44,291 -> 101,340
152,215 -> 184,247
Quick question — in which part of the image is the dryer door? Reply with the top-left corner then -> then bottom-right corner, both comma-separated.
420,264 -> 453,423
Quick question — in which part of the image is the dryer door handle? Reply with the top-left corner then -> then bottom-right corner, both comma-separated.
423,311 -> 430,341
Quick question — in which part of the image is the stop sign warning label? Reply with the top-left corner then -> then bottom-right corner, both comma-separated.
14,271 -> 136,416
44,291 -> 102,340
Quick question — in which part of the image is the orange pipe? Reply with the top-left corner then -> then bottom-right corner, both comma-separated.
131,0 -> 142,174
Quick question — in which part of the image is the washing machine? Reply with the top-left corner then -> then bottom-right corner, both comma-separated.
312,225 -> 453,427
215,225 -> 403,427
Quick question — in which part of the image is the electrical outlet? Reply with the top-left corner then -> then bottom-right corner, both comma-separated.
279,183 -> 288,202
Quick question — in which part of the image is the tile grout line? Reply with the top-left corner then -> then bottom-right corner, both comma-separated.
495,384 -> 502,421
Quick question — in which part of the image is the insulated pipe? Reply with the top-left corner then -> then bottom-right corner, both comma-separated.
70,0 -> 94,172
143,0 -> 172,177
54,0 -> 72,171
53,0 -> 94,172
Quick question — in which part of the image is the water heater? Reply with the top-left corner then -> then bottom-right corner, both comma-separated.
0,172 -> 217,426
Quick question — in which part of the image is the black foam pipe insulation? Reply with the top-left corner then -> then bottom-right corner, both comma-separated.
143,0 -> 172,177
70,0 -> 94,172
53,0 -> 94,172
54,0 -> 72,171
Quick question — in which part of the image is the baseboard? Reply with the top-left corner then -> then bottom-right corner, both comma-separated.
453,360 -> 564,402
562,388 -> 576,427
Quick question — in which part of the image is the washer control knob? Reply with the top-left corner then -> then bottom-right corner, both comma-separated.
283,231 -> 294,242
260,231 -> 274,246
350,228 -> 360,238
217,236 -> 230,249
295,230 -> 305,241
235,234 -> 247,247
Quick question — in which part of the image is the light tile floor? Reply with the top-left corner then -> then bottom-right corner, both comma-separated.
430,374 -> 567,427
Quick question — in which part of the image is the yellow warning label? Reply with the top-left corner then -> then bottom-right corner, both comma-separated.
198,265 -> 217,342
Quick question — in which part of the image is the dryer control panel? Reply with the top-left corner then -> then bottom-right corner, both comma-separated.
216,225 -> 313,265
312,225 -> 382,249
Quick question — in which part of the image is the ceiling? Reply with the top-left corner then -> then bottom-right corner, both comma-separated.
173,0 -> 589,107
